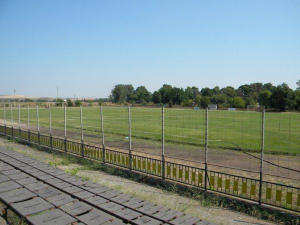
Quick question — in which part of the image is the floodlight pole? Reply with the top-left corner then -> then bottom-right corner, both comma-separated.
259,109 -> 265,205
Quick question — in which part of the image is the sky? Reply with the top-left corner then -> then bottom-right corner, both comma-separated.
0,0 -> 299,98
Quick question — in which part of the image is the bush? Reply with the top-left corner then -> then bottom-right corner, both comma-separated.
67,99 -> 73,107
75,100 -> 81,107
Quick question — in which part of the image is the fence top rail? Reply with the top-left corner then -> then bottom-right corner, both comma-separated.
83,143 -> 101,149
261,180 -> 300,189
131,153 -> 162,162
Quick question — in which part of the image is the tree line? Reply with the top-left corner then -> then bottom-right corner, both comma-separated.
110,81 -> 300,111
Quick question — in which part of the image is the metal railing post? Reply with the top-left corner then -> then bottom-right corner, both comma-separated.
259,109 -> 265,205
64,104 -> 67,152
37,105 -> 40,145
162,107 -> 165,180
128,105 -> 132,170
101,106 -> 105,163
204,108 -> 208,191
80,106 -> 84,157
49,105 -> 53,149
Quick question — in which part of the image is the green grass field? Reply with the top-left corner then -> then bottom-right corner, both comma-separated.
1,106 -> 300,155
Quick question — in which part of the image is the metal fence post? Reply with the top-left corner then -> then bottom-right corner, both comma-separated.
37,105 -> 40,145
49,105 -> 53,149
259,109 -> 265,205
162,107 -> 165,180
11,104 -> 13,138
18,104 -> 21,138
128,105 -> 132,170
100,106 -> 105,163
204,108 -> 208,191
64,104 -> 67,152
18,104 -> 21,131
28,105 -> 30,143
80,106 -> 84,157
4,104 -> 6,136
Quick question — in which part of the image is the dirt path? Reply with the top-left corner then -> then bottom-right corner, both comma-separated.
0,137 -> 279,225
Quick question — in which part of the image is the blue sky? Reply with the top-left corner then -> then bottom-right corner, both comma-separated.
0,0 -> 299,98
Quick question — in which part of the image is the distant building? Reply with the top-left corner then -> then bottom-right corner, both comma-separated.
208,104 -> 217,110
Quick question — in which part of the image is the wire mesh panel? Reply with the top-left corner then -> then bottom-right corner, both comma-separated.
208,110 -> 262,179
19,106 -> 29,131
264,112 -> 300,186
164,108 -> 206,166
81,107 -> 102,146
102,107 -> 129,151
38,107 -> 51,136
62,107 -> 81,141
131,107 -> 162,157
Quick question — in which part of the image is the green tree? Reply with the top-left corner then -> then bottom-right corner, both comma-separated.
221,86 -> 237,98
158,84 -> 173,104
171,87 -> 185,104
231,96 -> 245,108
200,96 -> 210,108
258,90 -> 272,108
262,83 -> 275,92
67,99 -> 73,107
270,83 -> 293,111
210,94 -> 227,105
195,95 -> 201,106
201,87 -> 214,96
238,84 -> 251,97
134,86 -> 151,102
152,91 -> 162,103
75,100 -> 81,107
293,90 -> 300,110
212,86 -> 221,95
56,98 -> 64,106
185,87 -> 194,100
111,84 -> 134,103
297,80 -> 300,90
